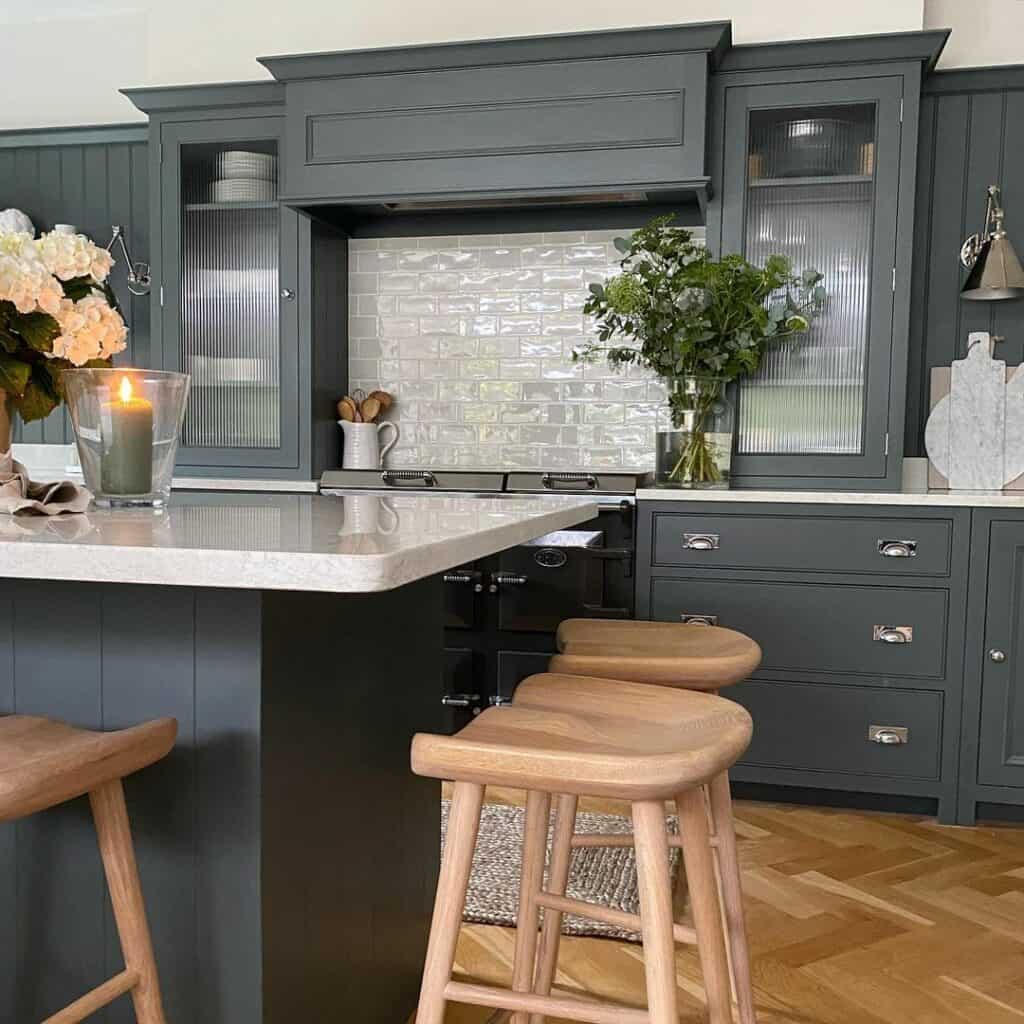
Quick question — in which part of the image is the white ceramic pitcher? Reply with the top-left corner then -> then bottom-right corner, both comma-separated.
339,419 -> 400,469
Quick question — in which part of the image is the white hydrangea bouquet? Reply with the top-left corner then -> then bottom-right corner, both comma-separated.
0,210 -> 127,425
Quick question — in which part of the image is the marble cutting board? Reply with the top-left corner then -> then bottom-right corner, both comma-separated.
925,331 -> 1024,490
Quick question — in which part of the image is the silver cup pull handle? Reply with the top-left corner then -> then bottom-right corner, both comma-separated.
682,533 -> 720,551
869,725 -> 909,745
878,539 -> 917,558
873,625 -> 913,644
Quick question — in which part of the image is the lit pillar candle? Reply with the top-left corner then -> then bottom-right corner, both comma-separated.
101,375 -> 154,495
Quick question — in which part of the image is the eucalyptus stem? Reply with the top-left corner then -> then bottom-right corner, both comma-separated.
667,382 -> 723,484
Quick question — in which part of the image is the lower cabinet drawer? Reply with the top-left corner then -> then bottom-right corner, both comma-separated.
730,679 -> 942,780
650,577 -> 948,680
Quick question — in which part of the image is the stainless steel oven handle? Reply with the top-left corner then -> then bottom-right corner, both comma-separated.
441,694 -> 481,708
380,470 -> 437,487
443,570 -> 484,593
541,472 -> 598,489
488,572 -> 528,593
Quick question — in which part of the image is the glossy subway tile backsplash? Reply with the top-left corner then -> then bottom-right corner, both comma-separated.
348,228 -> 703,469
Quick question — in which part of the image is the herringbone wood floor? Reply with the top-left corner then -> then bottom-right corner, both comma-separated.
424,787 -> 1024,1024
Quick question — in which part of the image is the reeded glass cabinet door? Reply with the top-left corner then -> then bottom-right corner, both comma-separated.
720,77 -> 904,484
160,117 -> 298,470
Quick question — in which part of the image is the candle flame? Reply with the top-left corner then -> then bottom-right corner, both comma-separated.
119,376 -> 133,404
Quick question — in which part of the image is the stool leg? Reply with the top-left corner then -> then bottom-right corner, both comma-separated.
511,790 -> 551,1024
708,771 -> 756,1024
88,779 -> 166,1024
416,781 -> 485,1024
677,787 -> 732,1024
529,793 -> 578,1024
631,800 -> 680,1024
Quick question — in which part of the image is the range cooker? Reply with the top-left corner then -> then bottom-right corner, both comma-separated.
320,468 -> 649,730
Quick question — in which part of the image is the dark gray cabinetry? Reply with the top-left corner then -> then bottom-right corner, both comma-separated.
637,500 -> 970,822
259,24 -> 729,205
707,35 -> 945,490
959,513 -> 1024,822
122,84 -> 347,478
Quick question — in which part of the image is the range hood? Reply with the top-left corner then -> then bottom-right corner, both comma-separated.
259,23 -> 729,217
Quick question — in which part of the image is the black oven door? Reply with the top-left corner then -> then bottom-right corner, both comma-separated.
443,564 -> 484,629
494,512 -> 634,632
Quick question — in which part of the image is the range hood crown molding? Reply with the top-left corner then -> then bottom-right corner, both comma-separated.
258,21 -> 732,82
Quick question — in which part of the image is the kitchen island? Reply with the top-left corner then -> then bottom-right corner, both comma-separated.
0,490 -> 597,1023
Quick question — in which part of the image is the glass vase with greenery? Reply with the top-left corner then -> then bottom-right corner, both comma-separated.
577,216 -> 824,486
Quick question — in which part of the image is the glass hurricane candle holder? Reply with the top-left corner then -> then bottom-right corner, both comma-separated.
64,368 -> 190,508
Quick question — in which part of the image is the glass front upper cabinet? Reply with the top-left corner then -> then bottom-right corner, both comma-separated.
159,117 -> 298,471
719,77 -> 905,486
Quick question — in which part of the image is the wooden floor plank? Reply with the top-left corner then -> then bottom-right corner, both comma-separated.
414,796 -> 1024,1023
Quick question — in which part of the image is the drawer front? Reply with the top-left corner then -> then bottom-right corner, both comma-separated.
731,679 -> 942,780
283,52 -> 706,200
651,578 -> 948,680
652,512 -> 952,577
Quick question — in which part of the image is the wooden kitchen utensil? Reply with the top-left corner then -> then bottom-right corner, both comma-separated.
360,396 -> 382,423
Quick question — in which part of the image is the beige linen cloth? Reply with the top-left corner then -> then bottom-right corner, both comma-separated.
0,449 -> 92,515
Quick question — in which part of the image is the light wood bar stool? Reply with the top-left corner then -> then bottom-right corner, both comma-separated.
552,618 -> 762,692
539,620 -> 763,1024
0,714 -> 177,1024
412,674 -> 752,1024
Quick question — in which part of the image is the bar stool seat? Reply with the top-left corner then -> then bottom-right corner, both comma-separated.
412,680 -> 754,1024
552,618 -> 762,690
0,714 -> 176,1024
0,715 -> 176,822
413,674 -> 752,799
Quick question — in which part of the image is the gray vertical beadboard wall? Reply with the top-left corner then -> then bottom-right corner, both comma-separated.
0,125 -> 150,445
907,66 -> 1024,457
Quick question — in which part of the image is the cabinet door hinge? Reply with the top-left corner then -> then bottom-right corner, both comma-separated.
884,432 -> 890,457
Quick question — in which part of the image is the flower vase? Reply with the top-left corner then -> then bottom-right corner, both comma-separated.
655,377 -> 733,488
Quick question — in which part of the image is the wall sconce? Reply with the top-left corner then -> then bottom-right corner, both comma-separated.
960,185 -> 1024,300
106,225 -> 152,297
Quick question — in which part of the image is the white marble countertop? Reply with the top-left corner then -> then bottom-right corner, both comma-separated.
0,491 -> 598,593
636,486 -> 1024,508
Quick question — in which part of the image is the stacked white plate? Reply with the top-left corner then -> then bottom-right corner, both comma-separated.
210,178 -> 276,202
216,150 -> 277,181
210,150 -> 277,202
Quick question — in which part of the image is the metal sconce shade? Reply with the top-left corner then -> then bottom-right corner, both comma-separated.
961,233 -> 1024,300
961,185 -> 1024,301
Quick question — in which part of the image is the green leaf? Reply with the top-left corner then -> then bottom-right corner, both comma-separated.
0,327 -> 19,355
613,236 -> 631,254
588,282 -> 605,298
0,354 -> 31,397
9,311 -> 59,353
60,276 -> 96,302
12,362 -> 60,423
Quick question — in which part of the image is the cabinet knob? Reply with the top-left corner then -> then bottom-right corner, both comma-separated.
878,539 -> 917,558
280,288 -> 295,300
989,649 -> 1007,663
680,614 -> 719,626
682,533 -> 719,551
